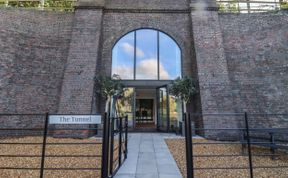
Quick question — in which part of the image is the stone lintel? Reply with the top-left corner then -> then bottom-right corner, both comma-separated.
190,0 -> 219,11
75,0 -> 105,9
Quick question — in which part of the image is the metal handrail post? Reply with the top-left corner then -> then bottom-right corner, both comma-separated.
109,117 -> 115,175
244,112 -> 254,178
184,113 -> 194,178
118,117 -> 123,166
124,115 -> 128,159
40,113 -> 49,178
101,113 -> 110,178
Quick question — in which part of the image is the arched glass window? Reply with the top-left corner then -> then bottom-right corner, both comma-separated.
112,29 -> 181,80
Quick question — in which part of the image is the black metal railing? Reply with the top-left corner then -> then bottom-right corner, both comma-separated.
0,113 -> 128,178
184,112 -> 288,178
107,116 -> 128,177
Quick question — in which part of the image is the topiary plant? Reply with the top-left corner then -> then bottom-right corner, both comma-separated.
169,76 -> 198,135
169,76 -> 198,114
94,74 -> 125,116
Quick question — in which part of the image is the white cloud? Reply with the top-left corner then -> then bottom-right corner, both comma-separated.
112,58 -> 170,80
112,66 -> 134,79
159,62 -> 170,80
121,42 -> 145,58
136,58 -> 170,79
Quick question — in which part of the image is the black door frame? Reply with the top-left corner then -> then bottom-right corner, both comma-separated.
156,85 -> 170,132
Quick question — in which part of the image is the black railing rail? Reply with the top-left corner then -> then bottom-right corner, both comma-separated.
184,112 -> 288,178
107,116 -> 129,177
0,113 -> 129,178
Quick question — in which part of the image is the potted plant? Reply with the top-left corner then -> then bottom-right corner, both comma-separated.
95,74 -> 125,117
169,76 -> 198,135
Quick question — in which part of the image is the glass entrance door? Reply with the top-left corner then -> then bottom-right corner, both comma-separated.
156,85 -> 183,132
135,99 -> 154,124
157,86 -> 169,131
115,88 -> 135,128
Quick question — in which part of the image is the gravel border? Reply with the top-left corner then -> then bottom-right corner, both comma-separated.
0,136 -> 103,178
166,138 -> 288,178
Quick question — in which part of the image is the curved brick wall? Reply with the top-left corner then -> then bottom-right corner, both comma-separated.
0,5 -> 287,136
0,9 -> 73,113
220,11 -> 288,115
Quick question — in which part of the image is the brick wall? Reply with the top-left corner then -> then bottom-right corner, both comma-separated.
220,11 -> 288,115
0,9 -> 73,114
190,4 -> 239,138
105,0 -> 189,10
57,9 -> 104,114
219,11 -> 288,131
0,3 -> 287,137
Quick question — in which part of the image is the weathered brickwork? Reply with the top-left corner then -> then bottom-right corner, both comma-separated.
0,9 -> 73,114
57,9 -> 104,114
105,0 -> 189,10
220,11 -> 288,129
220,11 -> 288,114
190,5 -> 239,138
0,0 -> 287,138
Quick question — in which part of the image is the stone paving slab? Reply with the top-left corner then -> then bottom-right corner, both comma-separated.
114,133 -> 183,178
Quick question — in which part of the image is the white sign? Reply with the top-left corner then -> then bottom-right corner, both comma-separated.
49,115 -> 101,124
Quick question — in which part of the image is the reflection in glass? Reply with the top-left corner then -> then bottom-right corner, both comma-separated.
116,88 -> 135,127
112,32 -> 135,79
135,29 -> 158,80
136,99 -> 154,123
169,96 -> 182,131
112,29 -> 181,80
159,32 -> 181,80
158,87 -> 168,130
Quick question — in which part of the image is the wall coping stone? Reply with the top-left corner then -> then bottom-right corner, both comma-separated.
76,0 -> 104,9
190,0 -> 219,11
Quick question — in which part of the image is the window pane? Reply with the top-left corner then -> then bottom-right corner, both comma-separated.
159,32 -> 181,80
159,87 -> 168,129
135,29 -> 158,80
116,88 -> 135,127
112,32 -> 135,79
112,29 -> 181,80
169,96 -> 182,130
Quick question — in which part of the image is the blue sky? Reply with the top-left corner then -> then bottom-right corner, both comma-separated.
112,29 -> 181,80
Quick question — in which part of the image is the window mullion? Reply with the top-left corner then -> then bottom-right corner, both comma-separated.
157,31 -> 160,80
134,31 -> 137,80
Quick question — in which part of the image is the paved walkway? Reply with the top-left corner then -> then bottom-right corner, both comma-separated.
115,133 -> 183,178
